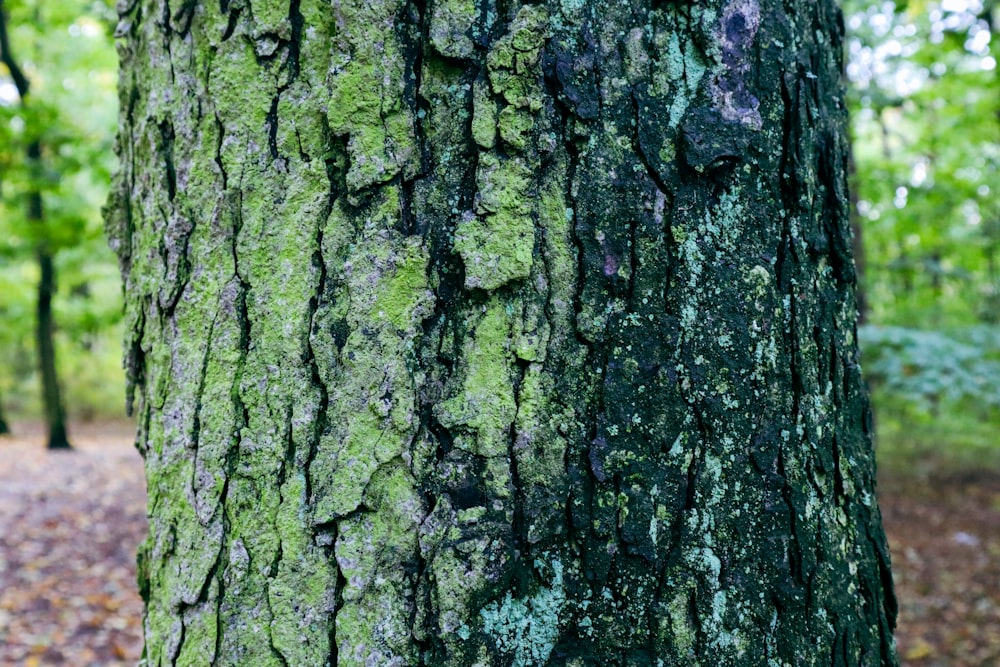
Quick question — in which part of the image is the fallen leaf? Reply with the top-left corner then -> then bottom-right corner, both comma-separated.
905,637 -> 935,660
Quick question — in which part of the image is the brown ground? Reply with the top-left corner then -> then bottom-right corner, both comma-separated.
0,423 -> 996,666
0,422 -> 145,667
880,467 -> 1000,666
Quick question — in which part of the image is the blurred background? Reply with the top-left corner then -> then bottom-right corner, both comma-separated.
0,0 -> 997,665
0,0 -> 119,431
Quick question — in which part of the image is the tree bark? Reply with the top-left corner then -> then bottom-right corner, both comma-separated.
107,0 -> 897,665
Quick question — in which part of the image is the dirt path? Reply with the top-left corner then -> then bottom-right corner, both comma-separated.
0,423 -> 145,666
1,423 -> 997,666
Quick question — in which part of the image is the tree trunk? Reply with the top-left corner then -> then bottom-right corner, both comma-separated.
35,239 -> 71,450
0,390 -> 9,435
107,0 -> 897,665
30,140 -> 71,450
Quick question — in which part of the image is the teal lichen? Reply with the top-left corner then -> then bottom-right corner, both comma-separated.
674,186 -> 747,338
558,0 -> 586,19
481,558 -> 566,666
650,13 -> 708,129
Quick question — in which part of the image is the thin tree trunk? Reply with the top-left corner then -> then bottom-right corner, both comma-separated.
108,0 -> 897,665
0,1 -> 71,450
35,235 -> 71,450
0,389 -> 9,435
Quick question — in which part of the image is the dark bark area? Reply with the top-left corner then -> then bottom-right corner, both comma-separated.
107,0 -> 897,665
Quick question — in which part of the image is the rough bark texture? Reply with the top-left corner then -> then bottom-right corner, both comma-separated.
107,0 -> 897,665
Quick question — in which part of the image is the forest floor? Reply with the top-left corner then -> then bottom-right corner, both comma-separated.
0,422 -> 145,667
880,463 -> 1000,666
0,423 -> 997,666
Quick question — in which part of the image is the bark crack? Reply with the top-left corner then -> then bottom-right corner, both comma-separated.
509,357 -> 531,556
214,113 -> 228,190
630,92 -> 673,198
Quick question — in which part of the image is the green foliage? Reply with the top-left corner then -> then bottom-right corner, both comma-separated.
844,1 -> 1000,466
0,263 -> 35,414
845,0 -> 999,327
870,399 -> 1000,473
0,0 -> 122,421
860,324 -> 1000,412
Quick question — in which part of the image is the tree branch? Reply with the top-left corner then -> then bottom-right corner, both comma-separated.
0,0 -> 30,100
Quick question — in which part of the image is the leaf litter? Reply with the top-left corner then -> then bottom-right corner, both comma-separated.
0,422 -> 145,667
880,465 -> 1000,667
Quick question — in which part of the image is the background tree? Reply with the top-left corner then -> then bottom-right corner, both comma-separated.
0,389 -> 8,434
107,0 -> 897,665
0,0 -> 120,439
0,0 -> 72,448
